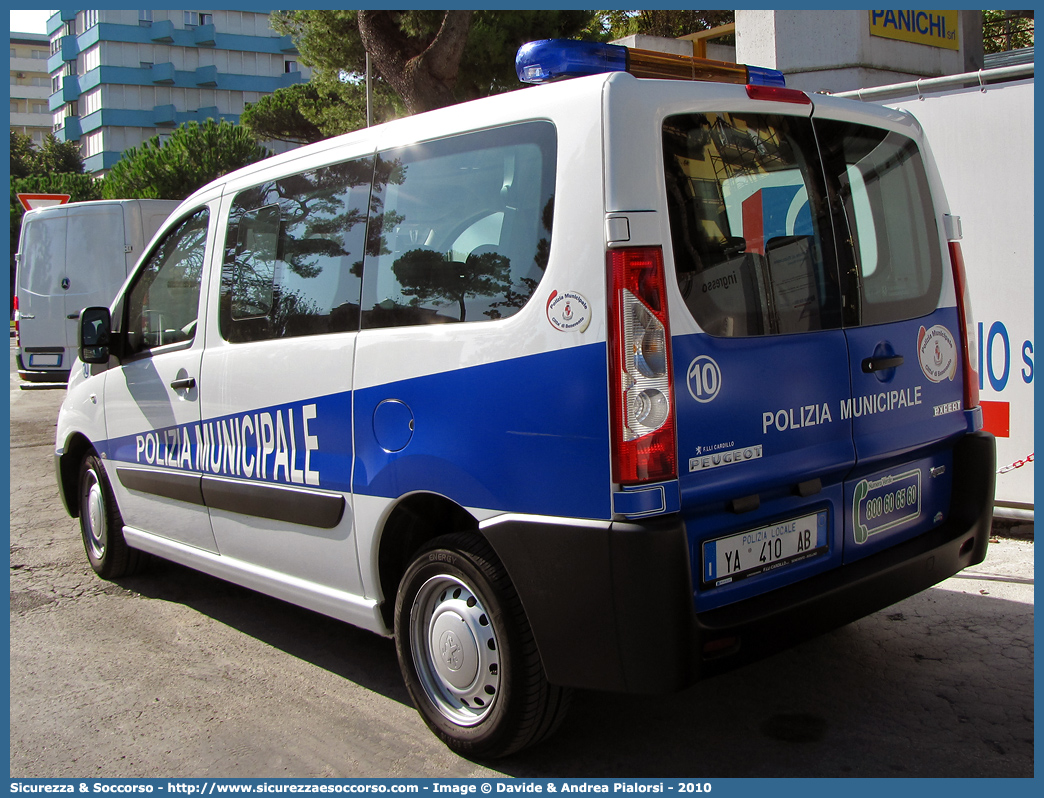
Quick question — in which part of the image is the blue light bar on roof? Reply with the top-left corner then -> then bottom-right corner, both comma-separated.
516,39 -> 787,89
746,65 -> 787,88
516,39 -> 628,84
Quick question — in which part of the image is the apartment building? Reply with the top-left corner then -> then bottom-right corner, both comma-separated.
47,9 -> 308,174
10,31 -> 53,146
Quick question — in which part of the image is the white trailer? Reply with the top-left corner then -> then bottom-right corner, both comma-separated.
839,65 -> 1034,518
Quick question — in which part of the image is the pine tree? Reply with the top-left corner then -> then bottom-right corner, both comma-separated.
101,119 -> 271,201
272,10 -> 597,121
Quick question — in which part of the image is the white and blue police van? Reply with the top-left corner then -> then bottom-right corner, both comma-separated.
56,39 -> 996,757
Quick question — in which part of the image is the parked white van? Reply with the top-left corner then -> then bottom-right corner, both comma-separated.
15,198 -> 178,382
55,40 -> 995,757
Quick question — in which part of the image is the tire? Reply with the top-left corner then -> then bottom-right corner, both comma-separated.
394,533 -> 571,758
78,453 -> 144,579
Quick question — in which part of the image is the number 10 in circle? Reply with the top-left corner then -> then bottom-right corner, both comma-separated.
687,355 -> 721,403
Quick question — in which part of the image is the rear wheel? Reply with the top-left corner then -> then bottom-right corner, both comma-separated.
394,533 -> 570,757
78,453 -> 144,579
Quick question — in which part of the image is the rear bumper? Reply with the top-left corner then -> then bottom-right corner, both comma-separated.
16,353 -> 70,383
483,431 -> 996,693
18,369 -> 71,383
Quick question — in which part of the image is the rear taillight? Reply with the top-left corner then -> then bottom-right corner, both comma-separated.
13,295 -> 19,347
607,247 -> 677,484
948,241 -> 980,411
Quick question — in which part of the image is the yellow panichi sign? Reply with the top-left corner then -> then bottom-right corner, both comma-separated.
869,10 -> 960,50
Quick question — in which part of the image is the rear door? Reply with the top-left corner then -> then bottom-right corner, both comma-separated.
662,104 -> 856,610
812,109 -> 967,561
16,209 -> 68,371
62,203 -> 128,347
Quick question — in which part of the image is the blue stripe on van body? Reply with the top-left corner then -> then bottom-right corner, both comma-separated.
352,342 -> 613,520
104,391 -> 355,494
103,343 -> 613,521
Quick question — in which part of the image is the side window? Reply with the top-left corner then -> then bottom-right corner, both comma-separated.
123,208 -> 209,357
662,112 -> 841,337
361,121 -> 557,329
220,158 -> 373,343
230,204 -> 279,320
815,120 -> 942,326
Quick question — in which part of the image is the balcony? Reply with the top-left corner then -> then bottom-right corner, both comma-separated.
194,65 -> 218,87
10,56 -> 50,75
60,115 -> 82,141
279,70 -> 306,89
9,82 -> 50,101
193,23 -> 216,47
153,104 -> 177,127
60,35 -> 79,62
62,75 -> 81,103
9,112 -> 52,129
150,20 -> 175,43
151,62 -> 176,85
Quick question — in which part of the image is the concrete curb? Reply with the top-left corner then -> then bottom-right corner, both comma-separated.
992,517 -> 1034,540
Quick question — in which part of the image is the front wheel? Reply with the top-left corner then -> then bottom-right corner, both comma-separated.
394,533 -> 571,758
78,453 -> 144,579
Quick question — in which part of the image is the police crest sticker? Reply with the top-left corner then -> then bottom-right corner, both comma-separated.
546,290 -> 591,333
917,325 -> 957,382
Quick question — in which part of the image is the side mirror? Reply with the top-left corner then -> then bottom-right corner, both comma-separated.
79,307 -> 112,365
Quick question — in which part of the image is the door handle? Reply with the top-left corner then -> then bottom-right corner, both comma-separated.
862,355 -> 904,373
170,377 -> 196,391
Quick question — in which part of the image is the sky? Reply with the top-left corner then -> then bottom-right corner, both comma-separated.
9,9 -> 54,35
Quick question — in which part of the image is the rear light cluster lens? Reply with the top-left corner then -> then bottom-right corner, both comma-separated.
607,247 -> 677,484
13,295 -> 19,347
633,304 -> 668,379
948,241 -> 980,412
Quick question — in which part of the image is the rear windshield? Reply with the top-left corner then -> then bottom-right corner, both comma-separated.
662,112 -> 841,337
815,119 -> 943,326
663,112 -> 942,336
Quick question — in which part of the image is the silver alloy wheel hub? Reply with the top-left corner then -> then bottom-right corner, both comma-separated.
83,470 -> 107,559
410,574 -> 500,726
